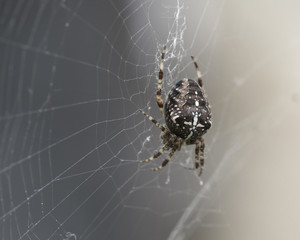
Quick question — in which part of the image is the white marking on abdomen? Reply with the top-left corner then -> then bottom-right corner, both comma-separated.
171,115 -> 179,123
193,115 -> 198,126
186,131 -> 193,140
197,123 -> 204,127
184,121 -> 192,126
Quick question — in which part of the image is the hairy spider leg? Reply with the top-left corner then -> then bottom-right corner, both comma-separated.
183,138 -> 205,176
191,56 -> 203,87
156,46 -> 166,115
153,146 -> 177,171
195,141 -> 200,169
199,137 -> 205,176
184,141 -> 200,170
139,145 -> 169,163
139,110 -> 170,134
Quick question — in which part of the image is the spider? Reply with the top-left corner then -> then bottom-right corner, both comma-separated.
139,46 -> 212,176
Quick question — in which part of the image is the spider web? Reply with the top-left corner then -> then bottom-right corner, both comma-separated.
1,0 -> 300,240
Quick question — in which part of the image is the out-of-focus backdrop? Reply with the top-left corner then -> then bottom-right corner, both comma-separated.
0,0 -> 299,240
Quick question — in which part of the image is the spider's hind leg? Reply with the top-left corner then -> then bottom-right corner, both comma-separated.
191,56 -> 203,87
157,46 -> 166,115
139,110 -> 169,134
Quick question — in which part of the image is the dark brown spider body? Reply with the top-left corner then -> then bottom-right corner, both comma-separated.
139,47 -> 211,175
164,79 -> 212,143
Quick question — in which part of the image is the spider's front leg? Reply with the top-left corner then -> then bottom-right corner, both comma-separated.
194,141 -> 200,170
184,141 -> 200,170
153,146 -> 177,171
139,145 -> 169,164
184,138 -> 205,176
152,137 -> 182,171
198,137 -> 205,176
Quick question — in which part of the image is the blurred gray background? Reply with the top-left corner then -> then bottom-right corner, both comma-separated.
0,0 -> 300,240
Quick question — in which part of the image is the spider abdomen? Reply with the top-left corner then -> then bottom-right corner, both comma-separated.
164,78 -> 212,142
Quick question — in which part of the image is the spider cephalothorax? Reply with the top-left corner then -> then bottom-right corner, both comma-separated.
139,47 -> 212,176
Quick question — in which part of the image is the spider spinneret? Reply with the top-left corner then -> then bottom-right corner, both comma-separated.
139,47 -> 212,176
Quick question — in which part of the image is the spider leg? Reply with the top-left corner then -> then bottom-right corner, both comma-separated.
139,145 -> 169,163
191,56 -> 203,87
153,146 -> 177,171
139,109 -> 170,134
199,137 -> 205,176
184,141 -> 200,170
157,46 -> 166,115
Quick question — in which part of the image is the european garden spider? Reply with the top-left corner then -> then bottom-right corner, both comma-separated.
140,47 -> 212,176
